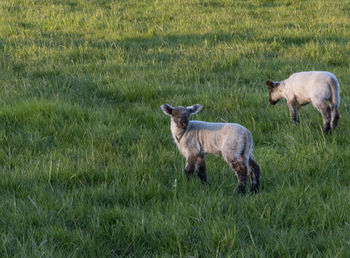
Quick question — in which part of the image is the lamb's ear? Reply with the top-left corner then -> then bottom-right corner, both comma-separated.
160,104 -> 174,116
187,104 -> 203,115
266,80 -> 276,88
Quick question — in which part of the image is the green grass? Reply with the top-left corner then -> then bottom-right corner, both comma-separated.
1,0 -> 350,256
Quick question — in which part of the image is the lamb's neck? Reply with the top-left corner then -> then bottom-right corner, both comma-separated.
280,82 -> 292,99
170,119 -> 187,143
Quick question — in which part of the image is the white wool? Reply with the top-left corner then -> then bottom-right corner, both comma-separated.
170,119 -> 253,166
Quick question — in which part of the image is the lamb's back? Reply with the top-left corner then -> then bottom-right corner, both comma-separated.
187,121 -> 247,155
286,71 -> 336,101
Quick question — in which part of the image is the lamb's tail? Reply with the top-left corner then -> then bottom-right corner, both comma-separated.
330,76 -> 340,110
329,76 -> 340,129
243,130 -> 253,165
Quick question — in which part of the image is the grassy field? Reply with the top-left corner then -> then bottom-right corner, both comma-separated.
1,0 -> 350,256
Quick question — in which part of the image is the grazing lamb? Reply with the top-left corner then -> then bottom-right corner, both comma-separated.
160,103 -> 260,194
266,71 -> 340,134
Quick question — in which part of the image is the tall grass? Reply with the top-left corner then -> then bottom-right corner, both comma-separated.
1,0 -> 350,256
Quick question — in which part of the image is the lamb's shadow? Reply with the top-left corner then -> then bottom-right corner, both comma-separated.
5,31 -> 242,107
4,29 -> 347,107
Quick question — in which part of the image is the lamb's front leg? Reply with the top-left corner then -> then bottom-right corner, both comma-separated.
195,155 -> 207,183
287,102 -> 299,124
184,156 -> 196,180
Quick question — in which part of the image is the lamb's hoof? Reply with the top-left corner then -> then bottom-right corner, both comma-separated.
200,179 -> 208,185
250,183 -> 259,194
323,125 -> 331,135
293,120 -> 300,125
237,184 -> 246,195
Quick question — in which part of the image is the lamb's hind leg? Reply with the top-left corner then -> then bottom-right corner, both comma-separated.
249,157 -> 260,194
229,157 -> 248,194
331,106 -> 340,129
314,101 -> 331,134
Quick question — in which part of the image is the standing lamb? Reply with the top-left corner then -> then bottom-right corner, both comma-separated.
160,103 -> 260,194
266,71 -> 340,134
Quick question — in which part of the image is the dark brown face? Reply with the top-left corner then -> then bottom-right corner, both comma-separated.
171,107 -> 190,129
266,80 -> 280,105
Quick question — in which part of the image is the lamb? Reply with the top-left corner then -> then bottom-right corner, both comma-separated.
160,103 -> 260,194
266,71 -> 340,134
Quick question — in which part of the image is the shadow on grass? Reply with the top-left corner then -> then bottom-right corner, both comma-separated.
2,29 -> 348,108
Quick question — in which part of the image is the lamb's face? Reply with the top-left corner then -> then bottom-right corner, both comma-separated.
269,89 -> 280,105
266,80 -> 281,105
161,104 -> 203,130
171,107 -> 190,129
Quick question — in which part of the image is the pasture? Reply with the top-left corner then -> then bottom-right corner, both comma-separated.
1,0 -> 350,256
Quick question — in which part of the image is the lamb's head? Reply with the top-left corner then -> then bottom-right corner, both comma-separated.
266,80 -> 282,105
161,104 -> 203,129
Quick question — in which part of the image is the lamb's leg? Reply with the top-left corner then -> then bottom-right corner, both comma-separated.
230,158 -> 247,194
195,155 -> 207,183
314,101 -> 331,134
287,102 -> 299,124
331,107 -> 340,129
184,156 -> 196,180
248,157 -> 260,194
